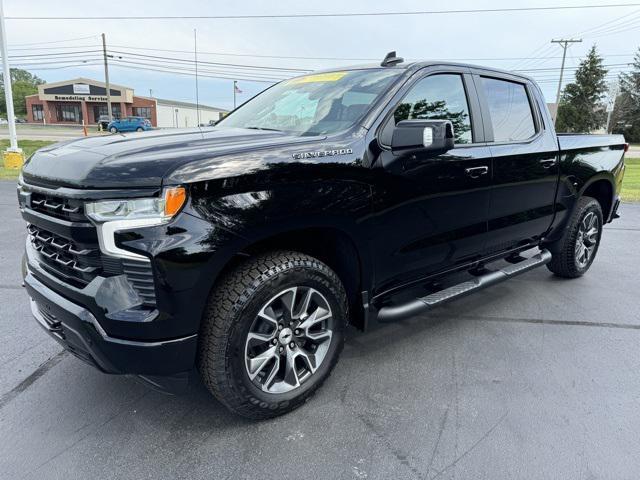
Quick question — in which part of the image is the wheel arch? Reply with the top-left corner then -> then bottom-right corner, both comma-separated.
213,225 -> 369,330
579,174 -> 615,222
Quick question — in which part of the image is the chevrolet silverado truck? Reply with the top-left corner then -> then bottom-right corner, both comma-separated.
18,52 -> 627,419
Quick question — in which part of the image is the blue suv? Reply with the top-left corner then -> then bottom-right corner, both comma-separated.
107,116 -> 152,133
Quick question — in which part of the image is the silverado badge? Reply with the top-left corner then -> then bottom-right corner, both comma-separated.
292,148 -> 353,160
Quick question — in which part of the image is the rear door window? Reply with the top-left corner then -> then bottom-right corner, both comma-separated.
480,77 -> 536,142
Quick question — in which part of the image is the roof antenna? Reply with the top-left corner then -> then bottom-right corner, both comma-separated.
381,51 -> 404,67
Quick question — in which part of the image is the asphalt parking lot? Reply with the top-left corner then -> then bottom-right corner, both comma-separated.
1,179 -> 639,480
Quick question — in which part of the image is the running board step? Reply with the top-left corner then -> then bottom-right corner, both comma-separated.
376,249 -> 552,323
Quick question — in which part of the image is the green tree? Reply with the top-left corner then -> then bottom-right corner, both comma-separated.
394,99 -> 471,143
0,68 -> 45,118
610,47 -> 640,142
556,45 -> 608,133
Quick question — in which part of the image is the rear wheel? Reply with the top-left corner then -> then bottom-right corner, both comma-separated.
136,127 -> 143,132
109,126 -> 117,133
546,196 -> 603,278
198,251 -> 348,419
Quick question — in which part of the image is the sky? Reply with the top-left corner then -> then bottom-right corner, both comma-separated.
4,0 -> 640,110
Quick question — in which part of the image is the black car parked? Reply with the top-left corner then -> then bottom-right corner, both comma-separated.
97,115 -> 110,131
18,53 -> 627,419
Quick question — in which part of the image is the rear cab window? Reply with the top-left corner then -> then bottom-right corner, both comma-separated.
480,77 -> 537,142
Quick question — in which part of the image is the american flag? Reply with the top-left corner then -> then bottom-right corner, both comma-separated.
234,83 -> 243,94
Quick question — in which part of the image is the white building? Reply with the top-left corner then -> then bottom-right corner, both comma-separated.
155,98 -> 226,128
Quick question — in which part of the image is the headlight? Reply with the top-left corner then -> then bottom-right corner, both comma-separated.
85,186 -> 187,261
85,186 -> 186,223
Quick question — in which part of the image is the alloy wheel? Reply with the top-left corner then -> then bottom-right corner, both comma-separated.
575,211 -> 599,269
244,286 -> 333,394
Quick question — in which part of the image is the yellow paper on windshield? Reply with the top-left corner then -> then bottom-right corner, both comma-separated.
289,72 -> 347,84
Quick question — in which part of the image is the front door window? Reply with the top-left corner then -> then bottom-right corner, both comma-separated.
382,73 -> 473,145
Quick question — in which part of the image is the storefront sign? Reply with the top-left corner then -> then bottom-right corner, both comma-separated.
53,95 -> 109,102
73,84 -> 91,94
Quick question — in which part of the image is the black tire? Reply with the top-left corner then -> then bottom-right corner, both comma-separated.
198,250 -> 348,419
109,126 -> 117,133
546,196 -> 603,278
136,127 -> 143,132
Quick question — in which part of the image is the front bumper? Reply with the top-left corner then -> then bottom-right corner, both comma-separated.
24,270 -> 198,377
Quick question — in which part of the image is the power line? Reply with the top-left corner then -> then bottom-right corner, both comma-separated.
7,34 -> 98,46
9,57 -> 284,83
7,3 -> 640,20
107,62 -> 281,83
6,58 -> 103,66
8,44 -> 101,51
11,62 -> 103,70
570,7 -> 640,37
515,62 -> 630,72
107,44 -> 639,62
108,58 -> 290,81
108,50 -> 311,72
577,9 -> 640,37
7,50 -> 102,58
587,18 -> 640,37
5,51 -> 304,76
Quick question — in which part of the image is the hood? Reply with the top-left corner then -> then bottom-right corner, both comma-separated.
22,127 -> 324,189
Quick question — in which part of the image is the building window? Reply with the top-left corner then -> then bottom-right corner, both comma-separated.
32,104 -> 44,122
56,104 -> 82,123
92,104 -> 122,122
133,107 -> 151,119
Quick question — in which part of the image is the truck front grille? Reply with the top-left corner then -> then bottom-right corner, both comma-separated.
29,192 -> 87,222
21,183 -> 157,307
28,224 -> 102,287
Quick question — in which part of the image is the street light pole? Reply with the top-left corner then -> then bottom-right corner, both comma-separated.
0,0 -> 19,153
102,33 -> 113,122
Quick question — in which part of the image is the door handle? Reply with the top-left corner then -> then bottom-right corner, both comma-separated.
539,159 -> 558,169
465,166 -> 489,179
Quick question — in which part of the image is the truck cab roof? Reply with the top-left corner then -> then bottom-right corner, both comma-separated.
307,60 -> 537,85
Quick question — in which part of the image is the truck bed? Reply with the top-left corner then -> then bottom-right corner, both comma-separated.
557,133 -> 626,153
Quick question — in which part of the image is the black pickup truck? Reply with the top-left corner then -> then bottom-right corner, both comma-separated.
18,53 -> 627,419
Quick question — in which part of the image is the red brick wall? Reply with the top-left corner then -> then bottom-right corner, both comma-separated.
132,96 -> 158,126
25,94 -> 157,126
25,96 -> 41,123
25,97 -> 58,124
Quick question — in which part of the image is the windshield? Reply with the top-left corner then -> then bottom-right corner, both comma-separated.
216,69 -> 402,136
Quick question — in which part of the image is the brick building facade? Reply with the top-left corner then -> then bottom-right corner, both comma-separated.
26,78 -> 159,126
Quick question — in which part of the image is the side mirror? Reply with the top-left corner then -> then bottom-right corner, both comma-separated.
391,119 -> 455,154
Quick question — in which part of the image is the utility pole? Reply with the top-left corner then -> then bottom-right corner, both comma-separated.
233,81 -> 237,109
0,0 -> 20,156
101,33 -> 113,122
194,28 -> 200,126
551,38 -> 582,125
605,81 -> 619,133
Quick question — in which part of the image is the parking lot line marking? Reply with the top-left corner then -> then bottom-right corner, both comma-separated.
433,313 -> 640,330
0,350 -> 66,410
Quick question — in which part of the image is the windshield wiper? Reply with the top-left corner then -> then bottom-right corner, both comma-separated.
245,126 -> 283,132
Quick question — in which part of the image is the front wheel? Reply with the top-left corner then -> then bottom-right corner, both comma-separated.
198,251 -> 348,419
136,127 -> 143,132
546,196 -> 603,278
